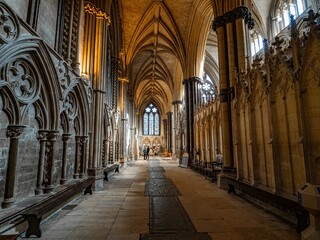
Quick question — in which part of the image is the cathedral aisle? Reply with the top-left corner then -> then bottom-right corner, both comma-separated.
21,157 -> 300,240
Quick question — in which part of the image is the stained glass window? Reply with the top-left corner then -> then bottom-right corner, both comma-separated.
143,103 -> 160,135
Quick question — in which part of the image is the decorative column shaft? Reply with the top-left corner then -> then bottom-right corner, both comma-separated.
36,130 -> 48,194
119,77 -> 129,165
43,131 -> 59,193
183,77 -> 202,166
74,136 -> 81,179
80,136 -> 88,178
166,112 -> 173,153
2,125 -> 25,208
163,119 -> 168,149
172,100 -> 182,159
60,133 -> 71,184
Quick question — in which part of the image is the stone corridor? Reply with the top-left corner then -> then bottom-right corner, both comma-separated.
20,157 -> 300,240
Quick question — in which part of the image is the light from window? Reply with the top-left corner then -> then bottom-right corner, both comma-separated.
297,0 -> 304,14
143,103 -> 160,135
274,0 -> 306,37
250,31 -> 264,56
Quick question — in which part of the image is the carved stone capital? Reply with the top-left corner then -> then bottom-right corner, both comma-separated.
47,130 -> 59,142
37,130 -> 48,141
172,100 -> 183,105
75,135 -> 82,143
62,133 -> 72,142
182,77 -> 202,85
212,6 -> 254,31
6,125 -> 25,139
80,135 -> 89,144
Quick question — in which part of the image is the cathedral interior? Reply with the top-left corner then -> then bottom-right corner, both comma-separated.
0,0 -> 320,239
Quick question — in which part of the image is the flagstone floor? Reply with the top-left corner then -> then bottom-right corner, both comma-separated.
19,157 -> 300,240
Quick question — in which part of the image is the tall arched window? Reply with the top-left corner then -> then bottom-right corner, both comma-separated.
273,0 -> 306,36
250,30 -> 264,56
143,103 -> 160,135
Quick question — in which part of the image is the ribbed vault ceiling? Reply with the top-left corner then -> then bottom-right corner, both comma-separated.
120,0 -> 275,116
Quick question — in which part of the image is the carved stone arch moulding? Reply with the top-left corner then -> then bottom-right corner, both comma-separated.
0,38 -> 62,129
74,116 -> 80,135
0,85 -> 19,124
0,2 -> 20,45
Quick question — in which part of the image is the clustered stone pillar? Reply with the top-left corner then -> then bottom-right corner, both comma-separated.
212,6 -> 253,172
183,77 -> 202,166
166,112 -> 173,154
119,77 -> 129,165
172,100 -> 182,159
2,125 -> 25,208
163,119 -> 167,150
43,131 -> 59,194
82,2 -> 110,190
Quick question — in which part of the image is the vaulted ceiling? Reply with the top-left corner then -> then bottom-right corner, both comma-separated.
120,0 -> 275,116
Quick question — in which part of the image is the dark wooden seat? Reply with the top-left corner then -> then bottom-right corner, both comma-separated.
224,176 -> 309,233
104,163 -> 120,181
204,156 -> 223,181
21,177 -> 94,238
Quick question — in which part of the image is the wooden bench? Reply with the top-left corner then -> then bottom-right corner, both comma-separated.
21,177 -> 94,238
224,176 -> 309,233
204,156 -> 223,181
104,163 -> 120,181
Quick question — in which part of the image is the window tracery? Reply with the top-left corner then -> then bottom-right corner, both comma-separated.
201,73 -> 215,104
143,103 -> 160,135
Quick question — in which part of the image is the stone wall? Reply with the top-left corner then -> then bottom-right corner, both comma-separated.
0,1 -> 91,208
194,13 -> 320,199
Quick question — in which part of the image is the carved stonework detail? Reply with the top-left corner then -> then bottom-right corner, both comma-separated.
81,78 -> 93,103
5,59 -> 40,105
63,93 -> 78,120
6,125 -> 25,139
212,6 -> 254,31
56,61 -> 71,91
0,2 -> 19,44
43,131 -> 58,186
37,130 -> 48,141
84,2 -> 111,24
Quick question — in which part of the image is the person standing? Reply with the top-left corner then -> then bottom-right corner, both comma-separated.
146,146 -> 150,159
143,147 -> 147,160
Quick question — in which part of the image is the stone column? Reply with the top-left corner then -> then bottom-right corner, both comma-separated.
60,133 -> 71,184
212,6 -> 253,172
74,136 -> 81,179
83,2 -> 110,190
163,119 -> 167,150
183,77 -> 202,166
119,77 -> 129,165
35,130 -> 48,194
166,112 -> 173,154
80,136 -> 88,178
172,100 -> 182,159
43,131 -> 59,194
2,125 -> 25,208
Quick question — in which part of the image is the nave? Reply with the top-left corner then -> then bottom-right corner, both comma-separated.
21,157 -> 299,240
